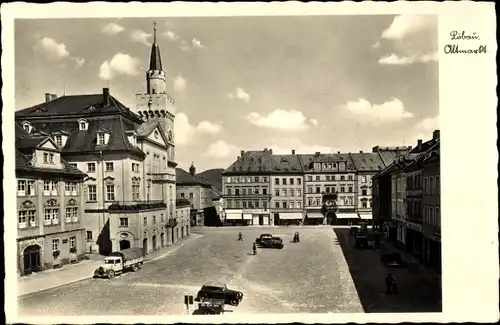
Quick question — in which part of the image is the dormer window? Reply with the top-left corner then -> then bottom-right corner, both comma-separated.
78,119 -> 89,131
21,121 -> 32,133
43,152 -> 54,164
54,135 -> 62,147
96,131 -> 110,145
97,133 -> 105,145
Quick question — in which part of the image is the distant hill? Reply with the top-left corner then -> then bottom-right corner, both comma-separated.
196,168 -> 224,191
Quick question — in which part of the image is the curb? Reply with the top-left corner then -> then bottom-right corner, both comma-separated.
18,234 -> 203,298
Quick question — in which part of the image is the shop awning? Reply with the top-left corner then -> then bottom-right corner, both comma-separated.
279,212 -> 303,220
307,213 -> 324,219
336,213 -> 359,219
225,213 -> 241,220
358,213 -> 372,220
243,214 -> 253,220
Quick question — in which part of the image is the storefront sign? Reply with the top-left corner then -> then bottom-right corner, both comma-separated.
25,237 -> 44,247
243,209 -> 269,214
406,221 -> 422,232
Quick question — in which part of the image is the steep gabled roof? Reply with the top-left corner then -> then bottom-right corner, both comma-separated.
222,150 -> 275,174
15,93 -> 141,122
349,152 -> 386,172
270,154 -> 303,173
176,168 -> 212,187
298,153 -> 356,172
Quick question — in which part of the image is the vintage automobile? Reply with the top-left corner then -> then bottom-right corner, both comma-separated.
259,237 -> 284,249
350,226 -> 359,235
93,247 -> 144,279
381,252 -> 405,267
255,233 -> 273,245
195,281 -> 244,306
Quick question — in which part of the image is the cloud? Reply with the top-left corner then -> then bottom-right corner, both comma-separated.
197,121 -> 222,134
378,15 -> 438,65
246,108 -> 311,131
415,114 -> 440,131
227,88 -> 250,103
381,15 -> 435,40
98,53 -> 141,80
203,140 -> 239,159
102,22 -> 125,35
268,137 -> 337,155
379,52 -> 438,65
129,29 -> 152,46
163,30 -> 205,52
192,38 -> 206,49
173,75 -> 187,92
309,118 -> 319,127
341,98 -> 414,123
175,112 -> 222,145
73,57 -> 85,68
34,37 -> 70,60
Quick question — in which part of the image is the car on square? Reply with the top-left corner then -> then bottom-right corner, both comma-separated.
195,281 -> 244,306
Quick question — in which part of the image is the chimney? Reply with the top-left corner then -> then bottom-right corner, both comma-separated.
264,148 -> 268,152
315,152 -> 320,156
292,149 -> 295,155
417,139 -> 423,147
241,150 -> 245,156
45,93 -> 52,103
433,130 -> 440,140
237,156 -> 240,160
103,88 -> 110,106
51,94 -> 57,101
269,149 -> 273,154
359,150 -> 363,153
337,151 -> 340,154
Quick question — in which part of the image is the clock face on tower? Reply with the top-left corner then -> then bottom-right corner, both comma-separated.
168,131 -> 173,141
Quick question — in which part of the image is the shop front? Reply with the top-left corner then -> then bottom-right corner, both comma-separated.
422,224 -> 441,270
224,209 -> 270,226
405,221 -> 423,258
275,212 -> 303,226
334,212 -> 360,225
304,210 -> 324,225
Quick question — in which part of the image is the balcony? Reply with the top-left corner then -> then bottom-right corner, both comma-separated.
148,173 -> 175,183
108,200 -> 166,212
166,218 -> 178,228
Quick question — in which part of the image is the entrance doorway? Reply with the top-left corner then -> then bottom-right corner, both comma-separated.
142,238 -> 148,256
23,245 -> 41,275
119,240 -> 130,250
181,226 -> 185,238
273,213 -> 280,226
259,216 -> 264,225
152,235 -> 157,251
176,228 -> 179,241
161,233 -> 165,247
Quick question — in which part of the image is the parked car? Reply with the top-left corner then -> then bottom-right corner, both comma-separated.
255,233 -> 273,245
260,237 -> 284,249
195,281 -> 244,306
381,251 -> 405,267
350,227 -> 359,235
93,247 -> 144,279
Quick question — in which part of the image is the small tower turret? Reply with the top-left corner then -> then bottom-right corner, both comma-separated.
189,162 -> 196,176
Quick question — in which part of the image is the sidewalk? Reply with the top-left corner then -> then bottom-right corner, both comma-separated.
18,233 -> 202,297
379,239 -> 442,287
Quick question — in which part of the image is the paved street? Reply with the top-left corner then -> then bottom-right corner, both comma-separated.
334,228 -> 442,313
18,227 -> 364,316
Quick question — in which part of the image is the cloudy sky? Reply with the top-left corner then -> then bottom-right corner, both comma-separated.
15,15 -> 439,172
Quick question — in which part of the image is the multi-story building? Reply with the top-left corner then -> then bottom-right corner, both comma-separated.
15,24 -> 179,256
222,150 -> 272,225
421,131 -> 441,270
270,151 -> 304,225
300,152 -> 357,225
210,187 -> 224,220
176,164 -> 213,226
175,198 -> 192,241
16,124 -> 87,275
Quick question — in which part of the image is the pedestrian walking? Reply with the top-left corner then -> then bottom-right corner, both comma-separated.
252,242 -> 257,255
385,273 -> 395,294
237,232 -> 243,241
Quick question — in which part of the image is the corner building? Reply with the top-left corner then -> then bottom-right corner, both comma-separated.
16,125 -> 87,275
15,24 -> 180,256
222,150 -> 272,225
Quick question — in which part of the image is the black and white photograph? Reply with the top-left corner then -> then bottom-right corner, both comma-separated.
2,2 -> 498,324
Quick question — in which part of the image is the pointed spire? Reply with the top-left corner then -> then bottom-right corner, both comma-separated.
149,20 -> 162,71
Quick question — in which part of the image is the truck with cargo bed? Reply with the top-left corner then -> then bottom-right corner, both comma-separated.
93,247 -> 144,279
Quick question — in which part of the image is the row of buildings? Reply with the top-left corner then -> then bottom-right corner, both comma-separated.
372,130 -> 441,270
221,146 -> 411,226
14,24 -> 194,276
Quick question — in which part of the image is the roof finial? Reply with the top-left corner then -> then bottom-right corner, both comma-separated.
153,20 -> 157,44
